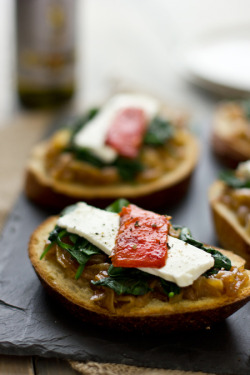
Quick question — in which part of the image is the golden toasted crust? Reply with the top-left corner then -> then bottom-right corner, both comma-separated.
212,133 -> 250,168
212,103 -> 250,167
25,131 -> 199,209
209,180 -> 250,268
28,216 -> 250,333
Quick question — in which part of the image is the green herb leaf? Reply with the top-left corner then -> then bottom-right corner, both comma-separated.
65,147 -> 144,181
219,170 -> 250,189
68,147 -> 106,168
48,225 -> 62,242
40,226 -> 62,259
107,264 -> 148,279
160,279 -> 180,297
92,265 -> 181,297
173,225 -> 232,274
202,246 -> 232,275
59,235 -> 102,279
40,242 -> 54,260
92,265 -> 152,295
105,198 -> 129,213
75,264 -> 86,280
144,116 -> 174,146
69,234 -> 78,244
177,226 -> 204,248
113,157 -> 144,180
42,226 -> 102,279
92,277 -> 152,296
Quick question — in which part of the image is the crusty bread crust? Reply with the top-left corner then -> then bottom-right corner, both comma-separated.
25,132 -> 199,209
209,180 -> 250,268
212,132 -> 250,168
28,216 -> 250,333
212,103 -> 250,167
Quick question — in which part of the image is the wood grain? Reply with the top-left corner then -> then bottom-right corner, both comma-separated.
0,355 -> 34,375
0,112 -> 53,233
34,357 -> 79,374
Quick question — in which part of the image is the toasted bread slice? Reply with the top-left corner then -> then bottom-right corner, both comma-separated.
25,132 -> 199,209
212,102 -> 250,167
209,180 -> 250,268
29,216 -> 250,333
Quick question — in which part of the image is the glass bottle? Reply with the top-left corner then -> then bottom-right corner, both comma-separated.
16,0 -> 76,108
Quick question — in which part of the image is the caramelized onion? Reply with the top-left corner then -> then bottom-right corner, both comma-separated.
43,229 -> 249,313
45,130 -> 186,185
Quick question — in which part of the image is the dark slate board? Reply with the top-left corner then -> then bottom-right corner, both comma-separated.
0,98 -> 250,375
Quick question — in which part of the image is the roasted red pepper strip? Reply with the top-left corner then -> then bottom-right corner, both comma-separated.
105,107 -> 147,159
111,204 -> 169,268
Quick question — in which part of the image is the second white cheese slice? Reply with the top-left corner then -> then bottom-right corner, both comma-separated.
139,236 -> 214,287
57,202 -> 214,287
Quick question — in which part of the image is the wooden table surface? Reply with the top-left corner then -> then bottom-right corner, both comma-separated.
0,355 -> 78,374
1,1 -> 250,374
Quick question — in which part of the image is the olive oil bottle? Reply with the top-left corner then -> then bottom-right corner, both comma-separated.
16,0 -> 76,108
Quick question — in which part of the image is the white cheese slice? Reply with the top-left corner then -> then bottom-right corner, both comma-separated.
57,203 -> 214,287
139,236 -> 214,287
57,202 -> 120,254
73,93 -> 160,163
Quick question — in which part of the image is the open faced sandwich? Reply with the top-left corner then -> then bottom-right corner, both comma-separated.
209,160 -> 250,268
212,100 -> 250,167
25,93 -> 199,208
29,199 -> 250,333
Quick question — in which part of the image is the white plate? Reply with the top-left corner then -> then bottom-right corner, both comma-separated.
182,26 -> 250,96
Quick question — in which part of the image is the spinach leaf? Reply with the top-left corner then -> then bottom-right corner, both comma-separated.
144,116 -> 174,146
113,157 -> 144,180
202,246 -> 232,276
41,226 -> 102,279
220,170 -> 250,189
65,146 -> 144,181
68,147 -> 106,168
106,198 -> 130,213
92,276 -> 152,296
107,264 -> 148,278
92,264 -> 180,297
92,265 -> 152,295
40,226 -> 63,259
176,226 -> 204,248
48,225 -> 62,242
39,242 -> 54,259
173,225 -> 232,274
63,235 -> 101,265
160,279 -> 180,298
